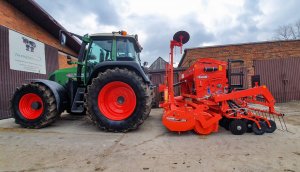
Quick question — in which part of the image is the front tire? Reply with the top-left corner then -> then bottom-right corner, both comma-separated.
86,68 -> 150,132
10,83 -> 59,128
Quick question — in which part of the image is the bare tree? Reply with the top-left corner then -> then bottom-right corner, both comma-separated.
274,19 -> 300,40
296,20 -> 300,38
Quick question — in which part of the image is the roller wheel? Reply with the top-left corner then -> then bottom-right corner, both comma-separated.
194,112 -> 219,135
86,68 -> 150,132
10,83 -> 59,128
264,120 -> 277,133
244,119 -> 254,133
252,121 -> 267,135
229,120 -> 247,135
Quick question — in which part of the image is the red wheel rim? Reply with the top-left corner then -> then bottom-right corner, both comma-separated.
98,81 -> 137,120
19,93 -> 44,120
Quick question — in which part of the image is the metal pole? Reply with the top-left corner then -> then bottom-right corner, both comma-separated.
169,41 -> 175,103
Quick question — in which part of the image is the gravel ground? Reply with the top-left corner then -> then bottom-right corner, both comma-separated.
0,102 -> 299,172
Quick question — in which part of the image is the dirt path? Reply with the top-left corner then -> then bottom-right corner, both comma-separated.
0,103 -> 299,172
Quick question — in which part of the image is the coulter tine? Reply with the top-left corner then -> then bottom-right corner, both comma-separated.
272,114 -> 276,122
262,112 -> 266,119
281,116 -> 288,132
278,116 -> 284,131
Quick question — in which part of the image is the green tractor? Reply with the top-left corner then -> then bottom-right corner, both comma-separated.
10,31 -> 152,132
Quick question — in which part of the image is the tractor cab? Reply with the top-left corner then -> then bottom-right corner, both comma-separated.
84,32 -> 143,81
86,31 -> 142,64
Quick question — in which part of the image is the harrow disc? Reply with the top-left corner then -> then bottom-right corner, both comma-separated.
229,120 -> 247,135
244,119 -> 254,133
252,121 -> 267,135
265,120 -> 277,133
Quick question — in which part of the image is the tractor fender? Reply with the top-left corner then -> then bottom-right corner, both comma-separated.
87,61 -> 150,85
28,79 -> 68,113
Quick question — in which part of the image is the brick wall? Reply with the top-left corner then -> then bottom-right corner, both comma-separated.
179,40 -> 300,87
0,0 -> 77,57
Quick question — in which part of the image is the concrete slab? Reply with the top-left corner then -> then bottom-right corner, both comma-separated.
0,105 -> 299,172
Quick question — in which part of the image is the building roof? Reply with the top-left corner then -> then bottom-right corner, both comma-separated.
7,0 -> 81,54
178,39 -> 300,67
149,57 -> 168,71
148,67 -> 187,73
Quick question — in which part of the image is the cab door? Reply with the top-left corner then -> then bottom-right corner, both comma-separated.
84,39 -> 113,83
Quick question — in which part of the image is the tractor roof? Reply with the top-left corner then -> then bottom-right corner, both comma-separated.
90,32 -> 143,52
90,32 -> 132,37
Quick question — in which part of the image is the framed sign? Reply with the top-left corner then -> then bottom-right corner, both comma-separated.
9,30 -> 46,74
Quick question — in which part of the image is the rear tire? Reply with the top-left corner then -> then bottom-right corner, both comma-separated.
144,86 -> 152,119
10,83 -> 59,128
86,68 -> 150,132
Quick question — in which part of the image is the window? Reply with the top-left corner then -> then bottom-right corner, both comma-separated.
87,39 -> 112,64
116,38 -> 137,61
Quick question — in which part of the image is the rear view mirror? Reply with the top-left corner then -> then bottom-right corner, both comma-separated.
60,31 -> 67,46
143,61 -> 148,67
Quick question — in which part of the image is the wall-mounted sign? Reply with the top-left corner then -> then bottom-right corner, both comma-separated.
9,30 -> 46,74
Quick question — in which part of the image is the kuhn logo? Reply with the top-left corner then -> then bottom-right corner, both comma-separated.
198,75 -> 208,79
22,37 -> 36,52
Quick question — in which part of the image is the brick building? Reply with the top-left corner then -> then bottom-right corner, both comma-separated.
178,39 -> 300,102
0,0 -> 80,119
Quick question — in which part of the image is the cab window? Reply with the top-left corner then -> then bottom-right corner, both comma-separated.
116,38 -> 137,61
87,39 -> 112,64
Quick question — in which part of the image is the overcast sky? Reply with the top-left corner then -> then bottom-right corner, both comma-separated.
36,0 -> 300,66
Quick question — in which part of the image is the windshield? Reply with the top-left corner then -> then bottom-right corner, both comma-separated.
116,38 -> 138,61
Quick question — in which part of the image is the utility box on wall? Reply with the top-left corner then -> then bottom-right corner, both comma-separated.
251,75 -> 260,87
